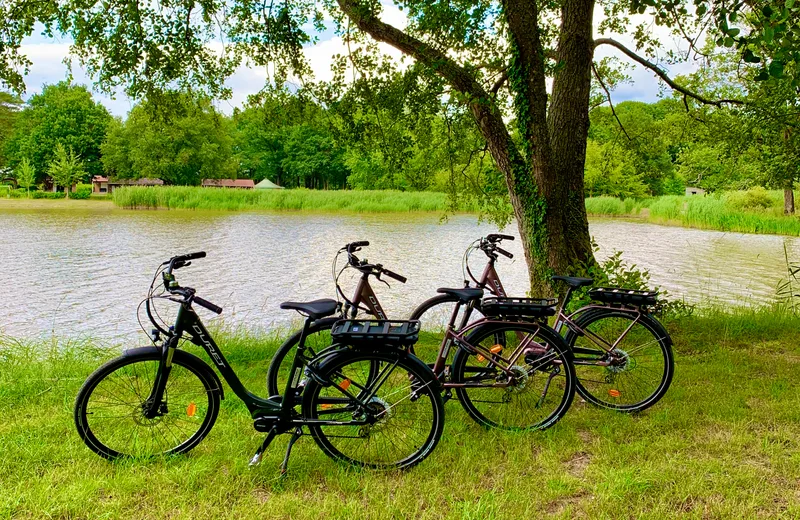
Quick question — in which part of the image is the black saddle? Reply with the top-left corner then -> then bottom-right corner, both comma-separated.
280,298 -> 338,319
552,275 -> 593,288
437,287 -> 485,303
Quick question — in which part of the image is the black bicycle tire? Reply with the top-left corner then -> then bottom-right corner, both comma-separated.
302,349 -> 445,469
451,322 -> 576,431
266,317 -> 340,397
564,309 -> 674,412
74,351 -> 221,459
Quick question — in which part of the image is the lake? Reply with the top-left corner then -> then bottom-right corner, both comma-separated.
1,205 -> 797,342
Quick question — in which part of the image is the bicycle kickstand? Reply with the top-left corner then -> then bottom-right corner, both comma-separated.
280,427 -> 303,475
249,426 -> 279,467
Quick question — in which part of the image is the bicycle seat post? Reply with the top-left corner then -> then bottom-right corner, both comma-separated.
554,286 -> 574,334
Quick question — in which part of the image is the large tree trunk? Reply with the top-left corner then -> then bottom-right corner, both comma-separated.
503,0 -> 596,295
337,0 -> 597,296
785,182 -> 795,215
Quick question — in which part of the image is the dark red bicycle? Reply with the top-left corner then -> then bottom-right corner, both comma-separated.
410,234 -> 674,412
265,241 -> 406,397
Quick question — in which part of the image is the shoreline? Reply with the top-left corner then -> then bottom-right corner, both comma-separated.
4,194 -> 800,238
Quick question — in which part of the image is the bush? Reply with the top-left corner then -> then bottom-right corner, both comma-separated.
584,196 -> 626,215
725,186 -> 776,211
72,184 -> 92,199
32,190 -> 68,199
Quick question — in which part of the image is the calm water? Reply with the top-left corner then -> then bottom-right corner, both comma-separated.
1,206 -> 797,342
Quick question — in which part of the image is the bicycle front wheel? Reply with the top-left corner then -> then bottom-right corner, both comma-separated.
565,309 -> 674,412
74,350 -> 221,459
451,323 -> 576,431
302,349 -> 444,469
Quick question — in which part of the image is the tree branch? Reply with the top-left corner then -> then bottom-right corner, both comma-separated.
490,69 -> 508,96
594,37 -> 744,107
592,62 -> 631,141
335,0 -> 526,188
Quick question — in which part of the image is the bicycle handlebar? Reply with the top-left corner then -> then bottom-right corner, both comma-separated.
486,234 -> 514,243
346,241 -> 369,253
193,295 -> 223,315
163,251 -> 206,266
380,267 -> 407,284
495,246 -> 513,259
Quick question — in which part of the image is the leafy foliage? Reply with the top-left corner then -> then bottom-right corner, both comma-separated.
14,157 -> 35,194
102,93 -> 236,185
4,82 -> 110,181
47,143 -> 85,198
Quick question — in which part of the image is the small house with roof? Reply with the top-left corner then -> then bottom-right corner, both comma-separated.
201,179 -> 255,189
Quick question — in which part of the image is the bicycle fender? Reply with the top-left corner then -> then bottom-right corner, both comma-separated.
121,346 -> 225,399
570,308 -> 672,346
311,348 -> 442,392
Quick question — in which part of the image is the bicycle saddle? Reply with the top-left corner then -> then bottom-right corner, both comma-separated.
436,287 -> 485,303
551,276 -> 593,288
280,298 -> 338,319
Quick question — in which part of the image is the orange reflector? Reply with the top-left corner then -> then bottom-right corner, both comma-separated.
321,404 -> 333,410
340,379 -> 351,391
478,344 -> 504,362
608,389 -> 621,398
186,402 -> 197,417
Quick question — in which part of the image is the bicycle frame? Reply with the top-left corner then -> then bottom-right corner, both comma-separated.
345,271 -> 387,319
429,298 -> 556,388
145,302 -> 378,427
469,246 -> 647,361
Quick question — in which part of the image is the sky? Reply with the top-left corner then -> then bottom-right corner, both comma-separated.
14,4 -> 701,117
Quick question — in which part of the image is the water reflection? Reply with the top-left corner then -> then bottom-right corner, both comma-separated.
0,207 -> 794,341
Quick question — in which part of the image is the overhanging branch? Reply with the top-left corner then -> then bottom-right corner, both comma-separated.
594,37 -> 744,107
592,63 -> 631,141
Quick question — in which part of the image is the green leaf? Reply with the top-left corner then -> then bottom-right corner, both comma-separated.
728,27 -> 740,37
729,12 -> 738,22
763,5 -> 774,17
755,69 -> 770,81
724,36 -> 735,47
769,59 -> 785,77
697,3 -> 707,15
787,0 -> 796,9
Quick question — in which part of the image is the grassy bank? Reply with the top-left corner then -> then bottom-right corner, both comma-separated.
586,190 -> 800,236
112,186 -> 480,213
4,308 -> 800,518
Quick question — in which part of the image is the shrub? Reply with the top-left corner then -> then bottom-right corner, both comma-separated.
725,186 -> 776,211
72,184 -> 92,199
32,190 -> 68,199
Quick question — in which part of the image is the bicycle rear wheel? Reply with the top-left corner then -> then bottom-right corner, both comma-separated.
451,323 -> 575,431
302,349 -> 444,469
266,317 -> 338,397
74,350 -> 220,459
565,309 -> 673,412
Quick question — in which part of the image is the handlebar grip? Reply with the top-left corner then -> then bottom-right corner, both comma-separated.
165,251 -> 207,265
347,241 -> 369,250
193,295 -> 223,315
383,268 -> 407,284
495,246 -> 513,259
487,234 -> 514,242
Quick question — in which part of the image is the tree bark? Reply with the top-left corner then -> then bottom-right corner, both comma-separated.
785,182 -> 795,215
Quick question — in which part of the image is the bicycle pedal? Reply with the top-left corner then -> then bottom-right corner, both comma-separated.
249,452 -> 263,467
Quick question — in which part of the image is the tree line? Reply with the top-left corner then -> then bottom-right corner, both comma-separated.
2,73 -> 796,212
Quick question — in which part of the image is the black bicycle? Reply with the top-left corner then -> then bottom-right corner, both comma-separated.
266,241 -> 406,398
74,252 -> 444,471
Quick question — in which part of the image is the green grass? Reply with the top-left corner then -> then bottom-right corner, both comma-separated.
5,307 -> 800,518
587,190 -> 800,236
112,186 -> 480,213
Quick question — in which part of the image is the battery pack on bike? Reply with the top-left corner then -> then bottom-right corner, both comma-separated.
331,319 -> 421,347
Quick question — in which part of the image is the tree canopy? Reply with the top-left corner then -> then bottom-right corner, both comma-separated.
4,82 -> 110,181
